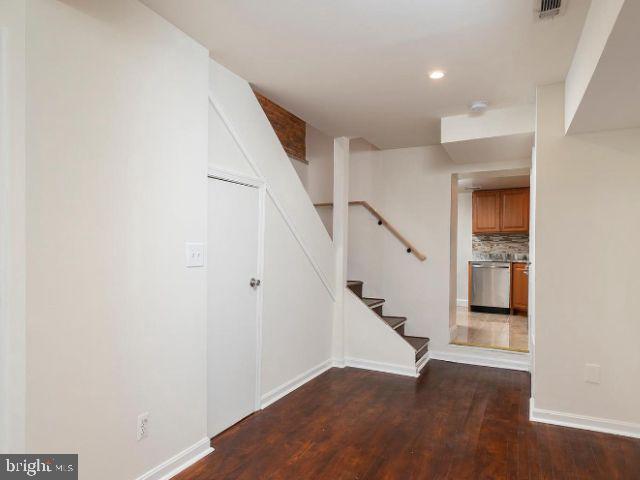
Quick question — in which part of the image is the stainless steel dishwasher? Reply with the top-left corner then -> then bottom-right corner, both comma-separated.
470,262 -> 511,314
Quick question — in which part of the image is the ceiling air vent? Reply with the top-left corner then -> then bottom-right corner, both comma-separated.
537,0 -> 564,19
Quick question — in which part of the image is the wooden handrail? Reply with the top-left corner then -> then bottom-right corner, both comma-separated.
314,201 -> 427,261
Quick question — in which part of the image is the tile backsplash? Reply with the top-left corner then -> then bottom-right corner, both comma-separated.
472,234 -> 529,261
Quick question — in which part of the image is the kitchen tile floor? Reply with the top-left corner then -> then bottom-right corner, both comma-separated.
451,307 -> 529,352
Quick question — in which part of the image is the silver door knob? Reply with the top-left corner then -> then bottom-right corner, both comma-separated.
250,278 -> 261,288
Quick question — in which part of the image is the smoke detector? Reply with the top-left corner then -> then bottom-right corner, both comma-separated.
535,0 -> 566,20
469,100 -> 489,114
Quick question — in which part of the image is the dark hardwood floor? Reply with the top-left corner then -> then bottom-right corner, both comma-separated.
176,361 -> 640,480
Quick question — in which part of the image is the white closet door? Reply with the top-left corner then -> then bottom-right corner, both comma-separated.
207,178 -> 260,437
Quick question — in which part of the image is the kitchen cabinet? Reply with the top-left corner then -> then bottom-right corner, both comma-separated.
472,190 -> 501,233
511,262 -> 528,314
501,189 -> 529,233
472,188 -> 529,234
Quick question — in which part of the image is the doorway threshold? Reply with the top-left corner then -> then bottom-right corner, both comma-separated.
450,340 -> 529,354
431,344 -> 530,372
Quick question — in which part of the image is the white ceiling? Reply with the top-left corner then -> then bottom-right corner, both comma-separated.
142,0 -> 590,149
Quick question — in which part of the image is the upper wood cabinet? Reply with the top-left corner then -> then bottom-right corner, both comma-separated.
472,190 -> 502,234
472,187 -> 530,234
501,189 -> 530,233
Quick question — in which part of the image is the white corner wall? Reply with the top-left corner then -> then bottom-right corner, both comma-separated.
286,124 -> 335,237
290,157 -> 309,190
208,61 -> 335,295
533,82 -> 640,431
0,0 -> 26,454
306,125 -> 334,204
564,0 -> 625,133
306,125 -> 335,236
456,192 -> 472,305
441,105 -> 535,144
207,60 -> 334,400
24,1 -> 209,478
345,290 -> 416,376
348,146 -> 530,357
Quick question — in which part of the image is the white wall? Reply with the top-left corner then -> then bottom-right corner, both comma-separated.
24,1 -> 209,479
260,198 -> 333,394
284,126 -> 334,202
441,105 -> 535,144
306,125 -> 334,236
348,146 -> 530,353
533,82 -> 640,427
290,157 -> 308,187
456,192 -> 472,305
345,290 -> 416,375
209,61 -> 335,295
564,0 -> 625,133
306,126 -> 334,203
0,0 -> 26,453
290,132 -> 379,239
208,61 -> 334,399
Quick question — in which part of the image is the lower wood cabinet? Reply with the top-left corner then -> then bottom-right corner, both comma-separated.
511,262 -> 529,314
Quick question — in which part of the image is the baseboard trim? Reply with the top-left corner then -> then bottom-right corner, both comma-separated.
529,398 -> 640,439
135,437 -> 213,480
415,353 -> 430,374
332,358 -> 346,368
343,357 -> 418,378
430,348 -> 530,372
456,299 -> 468,307
261,359 -> 333,409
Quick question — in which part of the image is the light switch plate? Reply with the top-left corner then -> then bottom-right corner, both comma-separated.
584,363 -> 601,384
185,242 -> 205,267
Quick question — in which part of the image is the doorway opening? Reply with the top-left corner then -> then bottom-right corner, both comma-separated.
450,169 -> 530,352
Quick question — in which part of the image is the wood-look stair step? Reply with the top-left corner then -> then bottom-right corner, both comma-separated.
403,335 -> 430,362
362,297 -> 385,315
381,316 -> 406,330
362,297 -> 385,309
346,280 -> 364,298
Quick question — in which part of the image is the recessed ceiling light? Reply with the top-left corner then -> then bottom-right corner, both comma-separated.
429,70 -> 445,80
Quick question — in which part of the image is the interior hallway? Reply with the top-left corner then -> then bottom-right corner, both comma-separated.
175,361 -> 640,480
452,307 -> 529,352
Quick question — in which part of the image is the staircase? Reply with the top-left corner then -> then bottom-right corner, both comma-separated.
347,280 -> 429,365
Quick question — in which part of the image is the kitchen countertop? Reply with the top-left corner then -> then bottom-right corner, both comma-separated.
471,256 -> 529,263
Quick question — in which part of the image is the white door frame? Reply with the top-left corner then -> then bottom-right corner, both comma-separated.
207,166 -> 266,411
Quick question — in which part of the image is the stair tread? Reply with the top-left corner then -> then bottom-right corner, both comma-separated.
381,316 -> 407,329
363,297 -> 385,308
403,335 -> 430,352
347,280 -> 363,286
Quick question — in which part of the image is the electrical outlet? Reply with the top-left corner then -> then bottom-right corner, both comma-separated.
137,412 -> 149,441
584,363 -> 601,384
